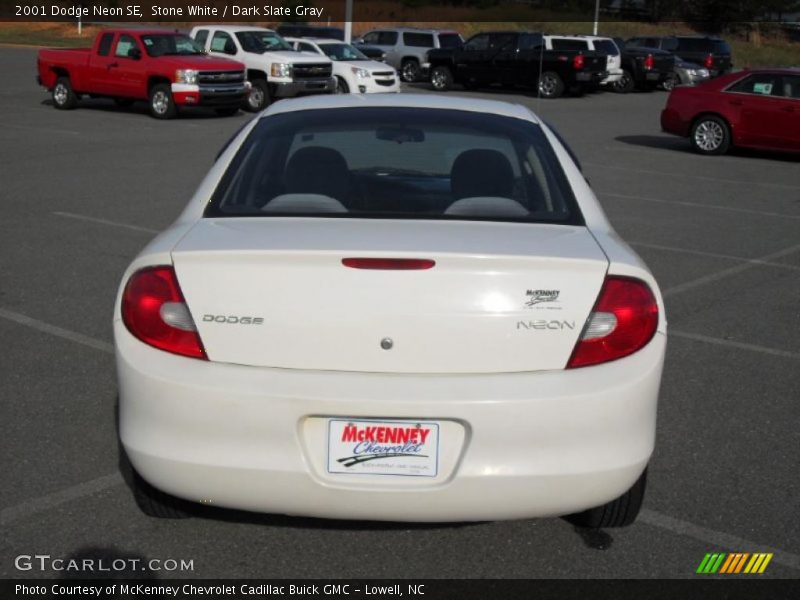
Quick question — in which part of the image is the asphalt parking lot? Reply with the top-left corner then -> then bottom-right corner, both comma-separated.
1,45 -> 798,579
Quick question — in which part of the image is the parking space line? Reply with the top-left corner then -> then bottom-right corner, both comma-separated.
630,241 -> 800,273
585,161 -> 800,191
669,330 -> 800,360
601,192 -> 800,220
0,307 -> 114,354
0,473 -> 123,527
663,243 -> 800,298
53,211 -> 159,234
638,509 -> 800,571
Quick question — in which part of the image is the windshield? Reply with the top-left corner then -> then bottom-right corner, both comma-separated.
235,30 -> 292,53
141,34 -> 204,57
207,108 -> 582,225
319,43 -> 368,61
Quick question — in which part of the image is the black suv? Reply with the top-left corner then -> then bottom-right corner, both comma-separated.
626,35 -> 732,77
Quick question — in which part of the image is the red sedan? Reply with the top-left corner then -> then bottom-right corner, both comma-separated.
661,68 -> 800,155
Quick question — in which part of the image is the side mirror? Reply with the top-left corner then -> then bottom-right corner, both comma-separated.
129,47 -> 142,60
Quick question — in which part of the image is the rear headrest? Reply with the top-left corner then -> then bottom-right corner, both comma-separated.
451,149 -> 514,200
285,146 -> 351,203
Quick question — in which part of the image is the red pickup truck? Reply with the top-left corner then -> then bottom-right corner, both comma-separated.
38,29 -> 249,119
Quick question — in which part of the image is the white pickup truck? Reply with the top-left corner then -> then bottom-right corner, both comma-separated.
190,25 -> 336,111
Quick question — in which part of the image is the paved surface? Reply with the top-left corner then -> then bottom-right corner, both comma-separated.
1,46 -> 799,579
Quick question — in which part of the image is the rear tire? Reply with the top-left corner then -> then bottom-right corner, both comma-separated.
613,69 -> 635,93
538,71 -> 565,99
566,468 -> 647,528
690,115 -> 731,155
662,73 -> 678,91
131,470 -> 192,519
148,83 -> 177,119
336,76 -> 350,94
400,59 -> 421,83
430,66 -> 453,91
52,76 -> 78,110
245,79 -> 270,112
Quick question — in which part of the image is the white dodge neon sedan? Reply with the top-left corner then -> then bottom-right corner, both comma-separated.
115,94 -> 666,526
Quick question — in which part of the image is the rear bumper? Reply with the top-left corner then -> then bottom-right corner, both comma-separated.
273,78 -> 336,98
661,107 -> 690,137
575,71 -> 607,83
601,69 -> 624,84
116,322 -> 665,522
171,83 -> 249,107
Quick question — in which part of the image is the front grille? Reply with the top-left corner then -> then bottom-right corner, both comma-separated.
198,71 -> 246,85
373,71 -> 395,77
293,63 -> 333,79
375,78 -> 396,87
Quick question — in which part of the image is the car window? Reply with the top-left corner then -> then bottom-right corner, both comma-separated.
403,32 -> 434,47
661,38 -> 679,51
783,75 -> 800,99
464,34 -> 489,51
361,32 -> 379,45
519,33 -> 543,51
593,40 -> 619,55
728,73 -> 783,96
210,31 -> 236,55
489,33 -> 516,50
551,39 -> 589,52
194,29 -> 209,49
713,40 -> 732,54
206,107 -> 583,225
377,31 -> 398,46
97,33 -> 114,57
141,34 -> 204,57
320,43 -> 368,61
115,35 -> 139,58
437,33 -> 462,48
298,42 -> 319,53
235,31 -> 292,52
676,38 -> 712,53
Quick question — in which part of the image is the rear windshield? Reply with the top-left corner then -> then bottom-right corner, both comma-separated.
676,38 -> 730,54
593,40 -> 619,55
206,108 -> 582,225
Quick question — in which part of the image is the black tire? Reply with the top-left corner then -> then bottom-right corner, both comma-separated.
613,69 -> 635,94
214,107 -> 240,117
114,98 -> 134,108
336,76 -> 350,94
567,468 -> 647,528
538,71 -> 565,99
245,79 -> 270,112
52,76 -> 78,110
662,73 -> 679,91
690,115 -> 731,155
148,83 -> 177,119
430,65 -> 453,92
131,470 -> 192,519
400,58 -> 421,83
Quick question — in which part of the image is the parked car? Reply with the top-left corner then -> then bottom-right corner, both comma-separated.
626,35 -> 732,77
37,29 -> 248,119
661,69 -> 800,155
662,56 -> 711,91
612,38 -> 675,93
286,37 -> 399,94
543,35 -> 623,87
354,27 -> 463,82
427,31 -> 608,98
116,93 -> 665,526
190,25 -> 335,112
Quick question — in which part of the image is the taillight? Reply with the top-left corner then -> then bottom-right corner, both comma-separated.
121,266 -> 206,359
573,54 -> 585,70
567,277 -> 658,369
342,258 -> 435,270
704,53 -> 714,69
643,53 -> 654,70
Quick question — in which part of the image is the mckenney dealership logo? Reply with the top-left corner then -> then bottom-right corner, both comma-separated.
525,289 -> 560,307
337,424 -> 430,467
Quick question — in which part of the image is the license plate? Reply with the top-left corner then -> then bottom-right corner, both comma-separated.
327,419 -> 440,477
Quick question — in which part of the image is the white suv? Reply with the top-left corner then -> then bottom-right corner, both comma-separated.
190,25 -> 336,111
287,38 -> 399,94
544,35 -> 623,86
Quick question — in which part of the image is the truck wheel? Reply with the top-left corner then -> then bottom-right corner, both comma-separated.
131,470 -> 192,519
662,73 -> 678,91
613,70 -> 635,93
566,468 -> 647,528
430,66 -> 453,91
148,84 -> 177,119
52,76 -> 78,110
336,77 -> 350,94
245,79 -> 270,112
538,72 -> 564,99
690,115 -> 731,155
400,59 -> 420,83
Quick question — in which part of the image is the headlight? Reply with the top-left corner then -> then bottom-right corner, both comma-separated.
174,69 -> 198,85
698,69 -> 710,77
271,63 -> 293,78
351,67 -> 371,79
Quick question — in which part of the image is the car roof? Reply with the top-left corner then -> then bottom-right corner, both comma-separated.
259,93 -> 539,124
192,25 -> 276,34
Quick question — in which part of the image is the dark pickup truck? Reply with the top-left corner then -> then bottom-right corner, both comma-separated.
612,38 -> 675,93
427,31 -> 608,98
